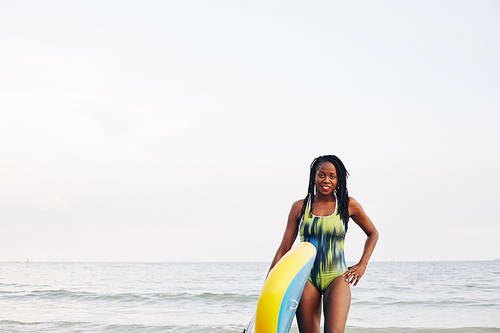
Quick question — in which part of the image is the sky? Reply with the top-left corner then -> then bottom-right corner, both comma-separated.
1,0 -> 499,262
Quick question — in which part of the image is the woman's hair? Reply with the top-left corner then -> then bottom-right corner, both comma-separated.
299,155 -> 350,231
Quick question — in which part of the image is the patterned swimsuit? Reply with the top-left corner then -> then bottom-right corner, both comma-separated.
299,197 -> 347,293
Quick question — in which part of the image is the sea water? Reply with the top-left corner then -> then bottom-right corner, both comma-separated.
0,261 -> 499,332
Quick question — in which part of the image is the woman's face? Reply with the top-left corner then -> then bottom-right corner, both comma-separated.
315,162 -> 338,196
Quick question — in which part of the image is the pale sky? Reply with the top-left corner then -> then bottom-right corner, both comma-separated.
1,1 -> 499,262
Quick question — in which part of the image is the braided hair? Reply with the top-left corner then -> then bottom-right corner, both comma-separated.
299,155 -> 350,231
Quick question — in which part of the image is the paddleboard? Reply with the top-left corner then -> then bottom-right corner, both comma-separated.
243,242 -> 316,333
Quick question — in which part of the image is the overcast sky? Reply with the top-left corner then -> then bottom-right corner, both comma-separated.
1,1 -> 499,262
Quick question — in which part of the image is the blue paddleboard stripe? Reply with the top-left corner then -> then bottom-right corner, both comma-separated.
276,255 -> 316,333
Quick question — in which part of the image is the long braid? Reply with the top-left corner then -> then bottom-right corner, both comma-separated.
299,155 -> 350,231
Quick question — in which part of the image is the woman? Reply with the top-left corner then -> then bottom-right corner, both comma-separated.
269,155 -> 378,333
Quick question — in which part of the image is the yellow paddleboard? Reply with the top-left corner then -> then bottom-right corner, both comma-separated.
243,242 -> 317,333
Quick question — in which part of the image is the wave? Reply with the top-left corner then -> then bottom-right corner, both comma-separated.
0,289 -> 258,304
352,298 -> 500,308
0,321 -> 245,333
344,327 -> 500,333
0,321 -> 498,333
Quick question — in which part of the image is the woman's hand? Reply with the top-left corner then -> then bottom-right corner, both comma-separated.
343,262 -> 367,287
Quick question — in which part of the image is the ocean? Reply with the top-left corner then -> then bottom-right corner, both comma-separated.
0,261 -> 499,332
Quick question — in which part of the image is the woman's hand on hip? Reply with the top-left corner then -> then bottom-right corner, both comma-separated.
343,262 -> 367,287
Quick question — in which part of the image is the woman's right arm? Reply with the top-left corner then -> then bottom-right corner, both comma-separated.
268,200 -> 304,274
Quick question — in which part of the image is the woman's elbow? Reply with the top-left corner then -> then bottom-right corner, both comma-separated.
370,228 -> 379,241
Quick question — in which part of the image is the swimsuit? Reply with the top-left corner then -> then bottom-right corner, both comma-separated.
299,197 -> 347,293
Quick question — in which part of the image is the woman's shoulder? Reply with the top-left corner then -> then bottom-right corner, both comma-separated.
289,199 -> 305,222
291,199 -> 305,210
290,199 -> 305,215
348,196 -> 360,206
348,196 -> 364,214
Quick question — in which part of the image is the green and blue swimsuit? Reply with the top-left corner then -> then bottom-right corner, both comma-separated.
299,197 -> 347,293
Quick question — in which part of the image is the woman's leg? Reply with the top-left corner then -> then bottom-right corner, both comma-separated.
296,280 -> 322,333
323,276 -> 351,333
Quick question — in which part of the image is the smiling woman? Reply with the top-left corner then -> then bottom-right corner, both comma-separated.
267,155 -> 379,333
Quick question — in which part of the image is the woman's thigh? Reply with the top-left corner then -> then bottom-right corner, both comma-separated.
322,275 -> 351,333
296,281 -> 322,333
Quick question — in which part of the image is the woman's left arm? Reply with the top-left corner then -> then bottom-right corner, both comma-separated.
343,197 -> 379,286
